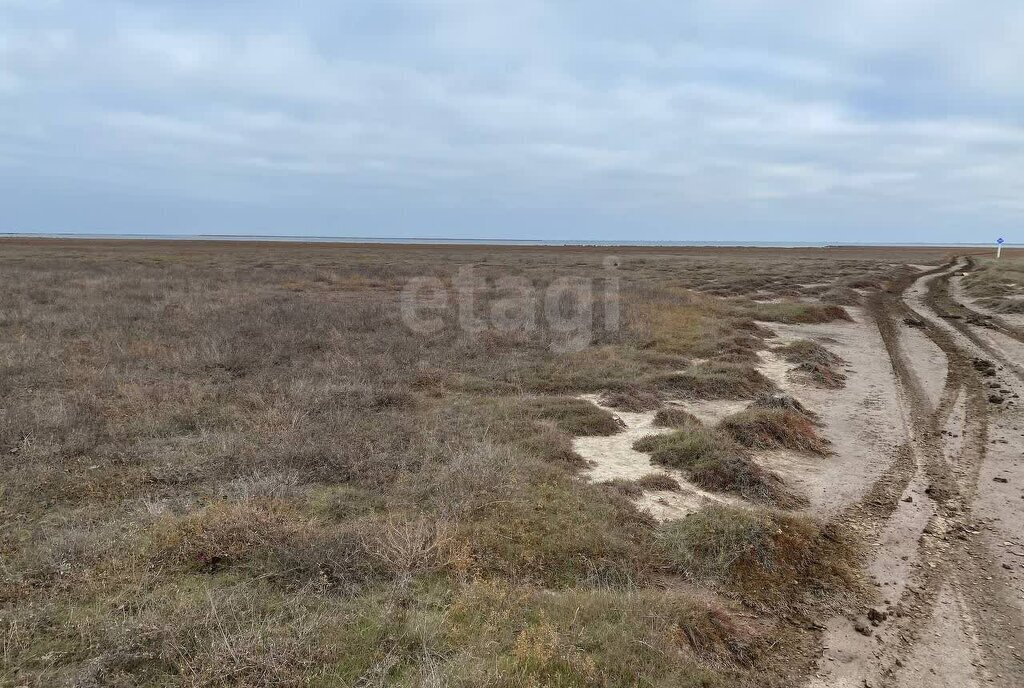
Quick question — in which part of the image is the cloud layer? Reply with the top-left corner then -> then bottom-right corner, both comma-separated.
2,1 -> 1023,241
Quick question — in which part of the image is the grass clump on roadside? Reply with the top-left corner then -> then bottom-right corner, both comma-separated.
820,286 -> 863,306
524,396 -> 624,436
750,392 -> 817,419
632,428 -> 804,508
442,582 -> 769,686
774,340 -> 843,368
774,339 -> 847,389
717,408 -> 830,455
793,362 -> 847,389
599,386 -> 662,412
657,504 -> 861,611
653,406 -> 702,428
740,301 -> 852,325
449,395 -> 623,470
603,472 -> 682,497
962,258 -> 1024,313
648,363 -> 775,400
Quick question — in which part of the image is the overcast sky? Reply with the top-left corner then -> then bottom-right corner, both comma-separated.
2,1 -> 1022,242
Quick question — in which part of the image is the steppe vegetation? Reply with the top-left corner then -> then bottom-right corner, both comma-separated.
0,240 -> 948,686
962,257 -> 1024,314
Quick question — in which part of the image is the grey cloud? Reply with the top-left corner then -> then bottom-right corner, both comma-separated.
1,0 -> 1023,241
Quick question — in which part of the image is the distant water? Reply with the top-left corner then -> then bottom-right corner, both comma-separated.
0,232 -> 1017,249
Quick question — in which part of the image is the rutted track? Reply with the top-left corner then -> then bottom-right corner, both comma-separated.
808,261 -> 1024,687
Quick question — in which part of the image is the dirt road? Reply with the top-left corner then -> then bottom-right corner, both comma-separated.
808,260 -> 1024,687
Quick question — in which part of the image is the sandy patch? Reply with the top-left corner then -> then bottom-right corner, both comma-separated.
891,584 -> 985,688
753,308 -> 908,517
756,346 -> 797,393
941,389 -> 967,468
899,321 -> 947,411
868,473 -> 934,603
574,394 -> 738,520
666,399 -> 749,426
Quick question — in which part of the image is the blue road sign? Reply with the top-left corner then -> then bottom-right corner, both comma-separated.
997,238 -> 1005,244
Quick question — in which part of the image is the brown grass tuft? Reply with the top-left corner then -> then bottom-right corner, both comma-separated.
599,386 -> 662,412
717,408 -> 830,455
658,504 -> 861,611
648,363 -> 775,399
603,472 -> 682,497
525,396 -> 625,436
633,428 -> 805,508
653,406 -> 702,428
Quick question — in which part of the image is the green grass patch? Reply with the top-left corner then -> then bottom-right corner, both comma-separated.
632,428 -> 804,507
741,302 -> 852,324
524,396 -> 624,436
658,505 -> 861,611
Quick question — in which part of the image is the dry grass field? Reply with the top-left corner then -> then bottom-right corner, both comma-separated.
962,256 -> 1024,314
0,239 -> 991,686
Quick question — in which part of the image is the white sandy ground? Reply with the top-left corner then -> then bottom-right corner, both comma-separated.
906,268 -> 1024,556
892,583 -> 985,688
808,267 -> 965,688
816,262 -> 1024,688
574,305 -> 910,522
942,389 -> 967,470
753,308 -> 909,518
573,394 -> 739,520
899,322 -> 948,411
934,315 -> 1024,623
668,398 -> 749,425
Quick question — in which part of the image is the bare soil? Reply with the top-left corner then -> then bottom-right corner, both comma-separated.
809,261 -> 1024,688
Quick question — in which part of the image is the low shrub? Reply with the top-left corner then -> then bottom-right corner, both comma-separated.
742,302 -> 852,324
658,505 -> 861,611
602,472 -> 681,497
599,387 -> 662,412
647,364 -> 775,399
633,428 -> 723,469
717,409 -> 830,455
774,340 -> 847,389
774,340 -> 843,368
633,429 -> 803,507
525,396 -> 624,436
749,393 -> 817,420
688,455 -> 804,509
444,582 -> 766,686
793,361 -> 847,389
653,407 -> 702,428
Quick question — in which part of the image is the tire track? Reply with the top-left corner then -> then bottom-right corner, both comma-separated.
808,260 -> 1004,687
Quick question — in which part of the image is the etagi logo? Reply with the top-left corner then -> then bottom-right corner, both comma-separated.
400,256 -> 621,353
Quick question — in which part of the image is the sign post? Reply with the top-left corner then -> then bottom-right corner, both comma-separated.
997,237 -> 1005,259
